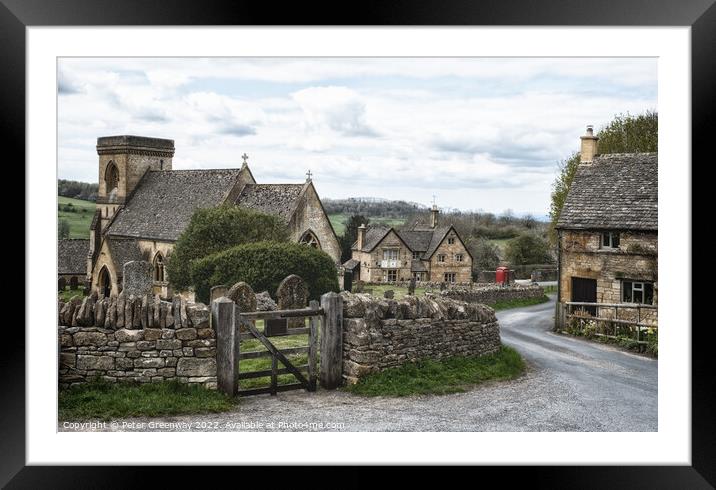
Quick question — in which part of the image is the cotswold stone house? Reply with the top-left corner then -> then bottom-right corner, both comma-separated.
555,126 -> 657,320
344,206 -> 473,283
87,135 -> 340,298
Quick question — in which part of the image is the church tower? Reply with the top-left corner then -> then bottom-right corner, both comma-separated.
95,135 -> 175,230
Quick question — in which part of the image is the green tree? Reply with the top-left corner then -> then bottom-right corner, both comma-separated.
548,111 -> 658,243
466,237 -> 501,271
339,214 -> 369,262
190,241 -> 339,303
166,205 -> 290,291
58,219 -> 70,239
505,233 -> 552,266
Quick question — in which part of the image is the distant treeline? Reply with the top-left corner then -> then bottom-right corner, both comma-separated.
419,210 -> 545,240
322,197 -> 427,219
58,179 -> 98,201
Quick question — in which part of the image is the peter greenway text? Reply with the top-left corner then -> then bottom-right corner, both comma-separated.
61,420 -> 346,431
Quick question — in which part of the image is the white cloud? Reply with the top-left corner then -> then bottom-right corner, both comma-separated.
57,57 -> 657,215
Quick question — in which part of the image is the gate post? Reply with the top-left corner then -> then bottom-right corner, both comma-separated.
320,292 -> 343,389
213,296 -> 238,396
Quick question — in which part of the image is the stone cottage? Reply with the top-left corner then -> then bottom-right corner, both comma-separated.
58,239 -> 90,290
555,126 -> 657,323
86,135 -> 341,298
344,206 -> 473,283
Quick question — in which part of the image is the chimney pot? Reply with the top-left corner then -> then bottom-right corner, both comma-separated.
580,124 -> 599,163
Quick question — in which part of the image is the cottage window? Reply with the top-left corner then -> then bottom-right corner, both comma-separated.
601,232 -> 620,249
386,269 -> 398,282
153,253 -> 165,282
448,237 -> 455,245
444,272 -> 456,283
383,249 -> 399,260
622,280 -> 654,304
455,253 -> 464,262
412,251 -> 421,259
437,254 -> 446,262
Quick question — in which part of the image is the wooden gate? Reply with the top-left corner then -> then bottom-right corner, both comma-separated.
235,301 -> 321,396
212,292 -> 344,398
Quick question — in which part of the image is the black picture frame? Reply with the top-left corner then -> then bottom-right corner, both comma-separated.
4,0 -> 711,486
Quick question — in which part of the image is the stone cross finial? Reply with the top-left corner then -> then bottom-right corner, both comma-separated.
306,170 -> 313,181
241,153 -> 249,165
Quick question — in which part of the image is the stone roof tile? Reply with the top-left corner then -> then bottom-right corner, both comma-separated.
556,153 -> 657,231
58,239 -> 89,275
235,183 -> 305,223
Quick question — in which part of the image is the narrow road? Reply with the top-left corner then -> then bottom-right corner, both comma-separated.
59,295 -> 657,432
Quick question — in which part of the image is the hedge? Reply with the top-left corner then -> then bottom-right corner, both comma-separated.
191,241 -> 339,304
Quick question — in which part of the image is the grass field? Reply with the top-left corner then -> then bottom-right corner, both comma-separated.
360,284 -> 426,299
329,213 -> 406,236
59,378 -> 236,420
59,286 -> 86,302
345,346 -> 525,397
58,196 -> 94,239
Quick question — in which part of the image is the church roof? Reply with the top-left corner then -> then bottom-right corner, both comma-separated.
107,239 -> 144,277
58,239 -> 89,274
234,183 -> 305,223
107,169 -> 242,241
556,153 -> 658,231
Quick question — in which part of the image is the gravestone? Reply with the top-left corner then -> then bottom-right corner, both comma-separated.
122,261 -> 153,297
265,318 -> 288,337
210,285 -> 228,305
58,277 -> 67,291
227,282 -> 257,313
407,277 -> 416,296
227,282 -> 257,333
383,289 -> 395,299
69,276 -> 78,290
276,274 -> 309,328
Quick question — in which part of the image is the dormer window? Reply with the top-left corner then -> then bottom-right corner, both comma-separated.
601,232 -> 620,249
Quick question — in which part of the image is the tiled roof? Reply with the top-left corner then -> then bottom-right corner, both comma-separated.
398,231 -> 433,252
354,225 -> 391,252
423,226 -> 453,258
107,169 -> 241,241
342,258 -> 360,271
556,153 -> 658,231
107,239 -> 144,276
58,239 -> 89,274
235,183 -> 305,223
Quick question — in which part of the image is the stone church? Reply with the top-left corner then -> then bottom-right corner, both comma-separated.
87,135 -> 341,298
344,206 -> 473,284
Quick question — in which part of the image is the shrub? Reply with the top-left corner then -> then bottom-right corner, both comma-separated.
191,241 -> 339,303
166,205 -> 290,291
505,233 -> 553,266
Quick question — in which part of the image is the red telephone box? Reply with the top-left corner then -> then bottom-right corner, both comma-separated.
496,266 -> 509,285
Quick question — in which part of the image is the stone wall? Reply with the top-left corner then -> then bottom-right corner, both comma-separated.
58,291 -> 216,388
59,324 -> 217,389
340,292 -> 501,384
434,284 -> 545,305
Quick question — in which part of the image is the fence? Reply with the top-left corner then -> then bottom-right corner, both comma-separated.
557,301 -> 658,344
212,292 -> 343,397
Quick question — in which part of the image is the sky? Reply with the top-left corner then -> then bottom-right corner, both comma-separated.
57,57 -> 657,216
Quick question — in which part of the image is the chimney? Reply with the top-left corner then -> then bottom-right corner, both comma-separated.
357,224 -> 366,249
580,125 -> 599,163
430,204 -> 439,229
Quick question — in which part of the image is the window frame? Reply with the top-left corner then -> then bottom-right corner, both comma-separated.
601,231 -> 620,249
455,253 -> 464,262
444,272 -> 456,283
437,254 -> 446,262
386,269 -> 398,282
447,237 -> 455,245
382,248 -> 399,261
621,279 -> 654,304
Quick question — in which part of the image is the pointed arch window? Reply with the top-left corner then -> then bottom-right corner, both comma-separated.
98,266 -> 111,298
299,230 -> 321,249
153,252 -> 165,282
105,161 -> 120,195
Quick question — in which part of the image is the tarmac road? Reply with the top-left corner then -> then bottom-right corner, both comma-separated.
59,295 -> 657,432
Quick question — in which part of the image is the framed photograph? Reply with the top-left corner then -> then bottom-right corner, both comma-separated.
8,0 -> 711,485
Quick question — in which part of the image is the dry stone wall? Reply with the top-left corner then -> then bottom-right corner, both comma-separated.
434,284 -> 545,305
58,291 -> 216,388
340,292 -> 501,384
